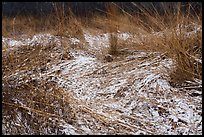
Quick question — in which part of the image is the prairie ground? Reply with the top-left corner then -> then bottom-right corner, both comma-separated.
2,2 -> 202,135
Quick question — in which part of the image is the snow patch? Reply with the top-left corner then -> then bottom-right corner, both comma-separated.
59,123 -> 79,135
70,38 -> 80,45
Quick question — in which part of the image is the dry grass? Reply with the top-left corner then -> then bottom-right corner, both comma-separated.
2,41 -> 72,77
131,2 -> 202,84
99,2 -> 202,84
2,4 -> 84,41
3,2 -> 200,84
2,76 -> 76,135
2,41 -> 75,134
106,3 -> 120,56
2,2 -> 202,134
2,6 -> 86,134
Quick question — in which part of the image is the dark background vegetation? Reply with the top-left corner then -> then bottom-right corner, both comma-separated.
2,2 -> 202,17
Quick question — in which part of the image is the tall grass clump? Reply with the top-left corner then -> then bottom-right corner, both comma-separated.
130,2 -> 202,84
51,2 -> 85,44
2,2 -> 85,42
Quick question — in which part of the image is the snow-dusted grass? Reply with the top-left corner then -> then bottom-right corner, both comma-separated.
2,2 -> 202,135
2,31 -> 202,135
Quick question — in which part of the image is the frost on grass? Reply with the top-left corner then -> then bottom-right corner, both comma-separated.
2,28 -> 202,135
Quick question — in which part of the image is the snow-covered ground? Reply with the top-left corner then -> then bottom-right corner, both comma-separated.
2,26 -> 202,135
